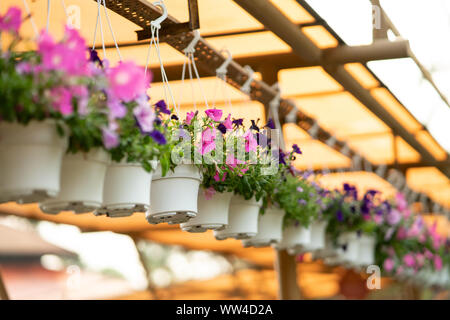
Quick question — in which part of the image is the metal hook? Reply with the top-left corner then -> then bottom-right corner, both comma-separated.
216,48 -> 233,77
240,65 -> 255,94
184,29 -> 201,54
151,1 -> 168,29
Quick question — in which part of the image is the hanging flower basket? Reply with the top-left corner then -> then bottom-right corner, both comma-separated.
242,207 -> 284,248
214,195 -> 262,240
356,234 -> 376,266
0,121 -> 67,204
335,232 -> 360,265
40,149 -> 110,214
147,164 -> 202,224
276,223 -> 312,255
96,160 -> 154,217
180,189 -> 232,233
306,220 -> 328,251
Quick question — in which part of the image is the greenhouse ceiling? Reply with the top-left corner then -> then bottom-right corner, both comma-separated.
1,0 -> 449,212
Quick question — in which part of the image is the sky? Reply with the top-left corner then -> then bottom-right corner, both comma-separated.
306,0 -> 450,151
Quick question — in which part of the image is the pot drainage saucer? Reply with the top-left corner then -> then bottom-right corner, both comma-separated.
0,189 -> 58,205
40,201 -> 100,215
95,204 -> 148,218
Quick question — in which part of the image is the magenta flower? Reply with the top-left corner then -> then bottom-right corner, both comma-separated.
50,87 -> 73,116
424,249 -> 434,259
205,109 -> 223,122
214,170 -> 227,182
434,255 -> 443,271
72,85 -> 88,115
243,130 -> 257,152
102,127 -> 119,149
200,127 -> 216,155
223,113 -> 233,130
403,254 -> 415,268
0,7 -> 22,33
133,96 -> 155,133
226,154 -> 244,168
204,187 -> 216,200
186,111 -> 195,125
108,61 -> 149,102
40,41 -> 70,72
415,253 -> 425,268
383,258 -> 394,272
63,27 -> 88,75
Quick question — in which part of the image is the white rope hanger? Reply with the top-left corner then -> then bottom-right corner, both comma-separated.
144,0 -> 178,116
212,48 -> 233,112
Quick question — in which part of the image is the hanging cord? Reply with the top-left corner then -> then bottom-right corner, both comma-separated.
101,0 -> 122,61
213,48 -> 233,112
22,0 -> 39,38
46,0 -> 51,32
92,0 -> 106,59
60,0 -> 69,20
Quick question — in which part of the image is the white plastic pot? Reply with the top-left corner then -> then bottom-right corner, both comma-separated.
356,234 -> 376,266
40,149 -> 110,214
276,223 -> 311,255
147,164 -> 201,224
96,160 -> 153,218
242,207 -> 284,248
306,220 -> 328,251
335,232 -> 360,265
180,190 -> 232,233
0,121 -> 67,204
214,195 -> 262,240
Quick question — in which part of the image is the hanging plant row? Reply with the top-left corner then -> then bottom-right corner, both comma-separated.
0,8 -> 448,288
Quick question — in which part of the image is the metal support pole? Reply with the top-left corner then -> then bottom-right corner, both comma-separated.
274,250 -> 301,300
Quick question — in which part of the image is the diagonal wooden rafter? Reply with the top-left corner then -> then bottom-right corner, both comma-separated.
95,0 -> 447,213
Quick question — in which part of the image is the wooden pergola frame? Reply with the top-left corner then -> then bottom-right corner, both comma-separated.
78,0 -> 448,299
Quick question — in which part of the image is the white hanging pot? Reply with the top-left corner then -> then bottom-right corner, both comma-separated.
96,160 -> 154,218
356,234 -> 376,266
335,232 -> 360,265
40,149 -> 110,214
214,195 -> 262,240
242,207 -> 284,248
276,223 -> 311,255
180,189 -> 232,233
147,164 -> 201,224
0,120 -> 67,204
306,220 -> 328,251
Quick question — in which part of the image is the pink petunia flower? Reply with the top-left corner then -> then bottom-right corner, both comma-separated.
226,154 -> 244,168
108,61 -> 149,102
387,209 -> 401,226
223,113 -> 233,130
214,170 -> 227,182
204,187 -> 216,200
434,255 -> 443,271
403,253 -> 415,268
185,111 -> 195,125
107,95 -> 127,119
205,109 -> 223,122
243,130 -> 257,152
50,87 -> 73,116
383,258 -> 395,272
102,127 -> 119,149
200,127 -> 217,155
0,7 -> 22,33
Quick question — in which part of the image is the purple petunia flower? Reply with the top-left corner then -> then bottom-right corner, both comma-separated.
149,130 -> 166,145
155,100 -> 170,114
292,144 -> 302,155
336,209 -> 344,222
250,120 -> 260,132
265,118 -> 275,129
232,118 -> 243,127
171,114 -> 179,120
298,199 -> 307,205
217,123 -> 227,134
89,49 -> 103,67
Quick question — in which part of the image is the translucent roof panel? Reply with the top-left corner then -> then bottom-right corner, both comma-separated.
406,168 -> 449,194
293,92 -> 391,139
344,64 -> 379,89
283,123 -> 311,141
370,88 -> 422,134
150,77 -> 248,106
301,25 -> 339,49
279,67 -> 343,96
347,134 -> 421,165
269,0 -> 315,24
207,31 -> 292,58
318,172 -> 397,199
290,141 -> 351,170
415,131 -> 448,161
